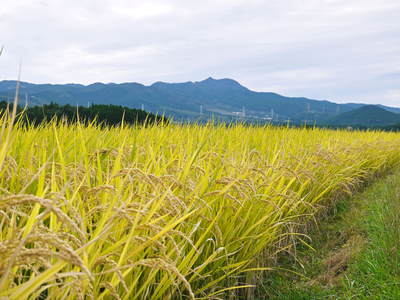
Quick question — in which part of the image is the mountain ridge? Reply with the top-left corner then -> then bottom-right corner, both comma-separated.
0,78 -> 399,124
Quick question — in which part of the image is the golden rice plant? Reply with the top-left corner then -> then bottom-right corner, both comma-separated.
0,114 -> 399,299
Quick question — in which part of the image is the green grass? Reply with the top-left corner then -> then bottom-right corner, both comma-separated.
343,172 -> 400,299
256,170 -> 400,299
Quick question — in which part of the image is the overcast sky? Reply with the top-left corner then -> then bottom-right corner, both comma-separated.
1,0 -> 399,106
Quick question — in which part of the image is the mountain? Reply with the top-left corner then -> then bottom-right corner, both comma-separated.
326,105 -> 400,127
1,78 -> 399,124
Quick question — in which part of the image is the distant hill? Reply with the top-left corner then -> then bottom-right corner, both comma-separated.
326,105 -> 400,127
1,78 -> 399,124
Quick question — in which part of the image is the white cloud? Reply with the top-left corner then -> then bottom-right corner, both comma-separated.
0,0 -> 399,106
111,3 -> 173,19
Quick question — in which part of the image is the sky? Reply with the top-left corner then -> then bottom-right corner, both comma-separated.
1,0 -> 399,107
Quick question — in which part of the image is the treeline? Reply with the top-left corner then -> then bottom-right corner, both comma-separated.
384,123 -> 400,131
0,102 -> 167,126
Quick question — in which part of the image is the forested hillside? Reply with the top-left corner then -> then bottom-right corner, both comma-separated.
0,101 -> 166,126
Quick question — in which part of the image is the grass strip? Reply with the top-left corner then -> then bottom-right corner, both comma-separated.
257,169 -> 400,299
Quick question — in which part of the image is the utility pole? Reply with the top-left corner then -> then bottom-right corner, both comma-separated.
141,104 -> 144,111
200,105 -> 203,115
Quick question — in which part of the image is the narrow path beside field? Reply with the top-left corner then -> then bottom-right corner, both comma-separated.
256,170 -> 400,299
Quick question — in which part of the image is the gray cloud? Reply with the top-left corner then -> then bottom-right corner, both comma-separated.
1,0 -> 399,107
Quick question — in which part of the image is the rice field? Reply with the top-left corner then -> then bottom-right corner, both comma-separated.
1,115 -> 400,299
